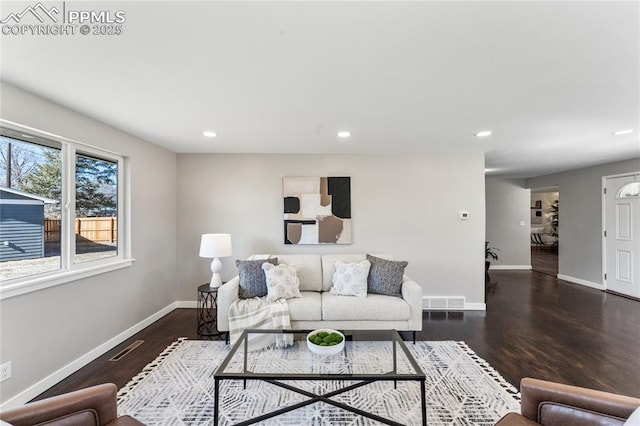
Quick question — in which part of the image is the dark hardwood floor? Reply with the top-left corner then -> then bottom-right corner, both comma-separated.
34,269 -> 640,402
419,270 -> 639,398
530,245 -> 558,276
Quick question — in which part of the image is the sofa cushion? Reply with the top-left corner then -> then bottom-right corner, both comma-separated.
236,258 -> 278,298
321,254 -> 394,291
110,415 -> 147,425
262,262 -> 302,302
322,292 -> 410,321
288,291 -> 322,321
43,410 -> 99,426
330,260 -> 370,298
366,254 -> 407,297
277,254 -> 323,292
540,402 -> 628,426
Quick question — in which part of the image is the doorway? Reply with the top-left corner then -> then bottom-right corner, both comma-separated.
604,173 -> 640,298
530,187 -> 559,276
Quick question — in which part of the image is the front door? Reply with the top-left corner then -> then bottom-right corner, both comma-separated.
605,174 -> 640,298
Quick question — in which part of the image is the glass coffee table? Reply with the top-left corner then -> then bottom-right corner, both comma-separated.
214,329 -> 426,425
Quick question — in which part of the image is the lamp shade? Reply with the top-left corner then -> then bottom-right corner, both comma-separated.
199,234 -> 232,258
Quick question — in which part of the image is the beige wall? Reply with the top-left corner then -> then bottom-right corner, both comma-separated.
485,177 -> 531,268
177,153 -> 486,305
0,83 -> 178,404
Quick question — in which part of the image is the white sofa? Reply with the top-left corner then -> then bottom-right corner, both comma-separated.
217,254 -> 423,339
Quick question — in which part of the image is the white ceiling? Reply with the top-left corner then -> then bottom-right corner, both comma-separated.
1,1 -> 639,178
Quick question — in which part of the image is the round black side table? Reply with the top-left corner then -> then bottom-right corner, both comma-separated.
197,283 -> 226,339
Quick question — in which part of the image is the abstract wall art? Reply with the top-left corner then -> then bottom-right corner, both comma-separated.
283,176 -> 351,245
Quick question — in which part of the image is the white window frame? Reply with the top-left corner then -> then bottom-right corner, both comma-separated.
0,120 -> 133,300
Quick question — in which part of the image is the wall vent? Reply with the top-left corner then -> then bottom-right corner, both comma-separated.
422,296 -> 466,310
109,340 -> 144,362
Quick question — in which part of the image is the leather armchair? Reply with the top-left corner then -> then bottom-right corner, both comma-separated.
0,383 -> 144,426
496,378 -> 640,426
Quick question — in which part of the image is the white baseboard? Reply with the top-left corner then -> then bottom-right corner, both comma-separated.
557,274 -> 603,290
489,265 -> 532,270
464,302 -> 486,310
0,302 -> 180,411
175,300 -> 197,308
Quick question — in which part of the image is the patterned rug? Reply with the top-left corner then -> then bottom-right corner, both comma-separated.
117,339 -> 520,425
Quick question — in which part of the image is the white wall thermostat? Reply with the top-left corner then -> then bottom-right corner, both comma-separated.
459,211 -> 469,220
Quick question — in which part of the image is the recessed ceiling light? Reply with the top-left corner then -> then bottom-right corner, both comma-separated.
475,130 -> 492,138
337,131 -> 351,138
202,131 -> 217,138
613,129 -> 633,135
20,134 -> 34,138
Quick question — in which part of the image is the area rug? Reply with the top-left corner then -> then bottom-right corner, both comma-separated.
117,339 -> 520,425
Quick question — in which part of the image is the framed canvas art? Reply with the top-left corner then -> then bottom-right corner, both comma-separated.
283,176 -> 351,244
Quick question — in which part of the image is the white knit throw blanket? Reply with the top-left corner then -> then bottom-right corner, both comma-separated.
228,298 -> 293,350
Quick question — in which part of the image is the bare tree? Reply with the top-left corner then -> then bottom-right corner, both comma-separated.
0,138 -> 39,189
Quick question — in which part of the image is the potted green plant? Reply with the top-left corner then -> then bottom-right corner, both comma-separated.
485,241 -> 500,271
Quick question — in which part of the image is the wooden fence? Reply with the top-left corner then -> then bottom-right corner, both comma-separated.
45,217 -> 117,243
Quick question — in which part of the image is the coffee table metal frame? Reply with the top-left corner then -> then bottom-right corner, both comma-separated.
213,329 -> 426,426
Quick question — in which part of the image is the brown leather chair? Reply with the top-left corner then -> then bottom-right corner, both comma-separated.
0,383 -> 144,426
496,378 -> 640,426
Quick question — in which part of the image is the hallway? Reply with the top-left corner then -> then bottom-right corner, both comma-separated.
531,246 -> 558,276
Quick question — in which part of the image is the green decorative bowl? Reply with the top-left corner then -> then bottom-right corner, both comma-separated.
306,329 -> 345,356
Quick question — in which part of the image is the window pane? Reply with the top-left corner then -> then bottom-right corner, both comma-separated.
0,135 -> 62,281
617,182 -> 640,199
74,153 -> 118,263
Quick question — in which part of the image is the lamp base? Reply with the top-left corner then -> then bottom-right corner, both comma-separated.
209,257 -> 223,288
210,273 -> 223,288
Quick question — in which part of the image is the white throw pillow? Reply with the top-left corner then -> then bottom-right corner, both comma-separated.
330,260 -> 371,298
262,262 -> 302,303
624,407 -> 640,425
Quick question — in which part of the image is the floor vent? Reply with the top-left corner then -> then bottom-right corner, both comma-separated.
422,297 -> 466,310
109,340 -> 144,362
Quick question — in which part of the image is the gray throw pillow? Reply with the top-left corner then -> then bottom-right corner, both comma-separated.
236,258 -> 278,299
366,254 -> 408,297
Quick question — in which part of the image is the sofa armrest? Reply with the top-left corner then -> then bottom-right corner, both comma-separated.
520,378 -> 640,424
216,276 -> 240,332
401,275 -> 423,331
0,383 -> 118,426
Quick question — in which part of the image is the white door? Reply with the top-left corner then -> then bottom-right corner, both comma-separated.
605,174 -> 640,298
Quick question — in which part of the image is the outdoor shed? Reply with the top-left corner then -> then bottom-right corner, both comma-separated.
0,187 -> 57,262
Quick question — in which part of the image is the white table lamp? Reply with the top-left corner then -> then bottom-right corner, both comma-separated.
199,233 -> 232,288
